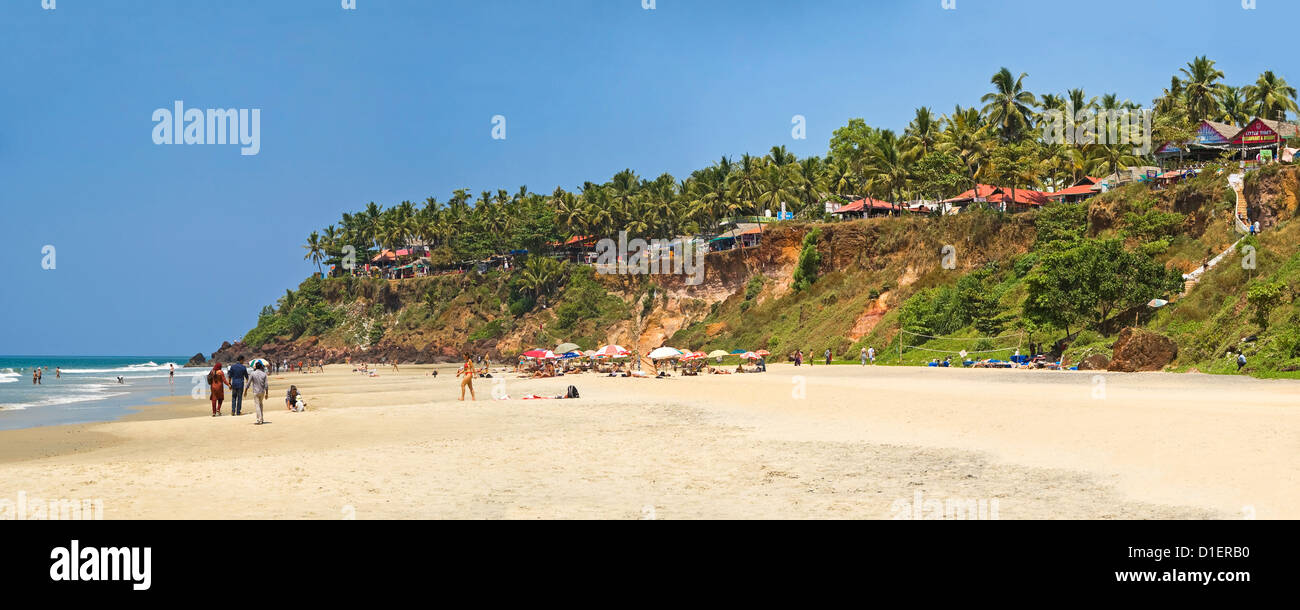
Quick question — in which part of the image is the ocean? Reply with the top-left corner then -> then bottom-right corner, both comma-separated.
0,356 -> 197,431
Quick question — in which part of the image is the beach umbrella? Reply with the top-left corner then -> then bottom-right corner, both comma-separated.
740,351 -> 759,360
555,342 -> 581,354
248,358 -> 269,370
755,349 -> 771,357
522,349 -> 557,359
730,349 -> 747,355
582,350 -> 597,358
594,345 -> 630,358
559,351 -> 582,360
648,347 -> 683,360
707,350 -> 730,358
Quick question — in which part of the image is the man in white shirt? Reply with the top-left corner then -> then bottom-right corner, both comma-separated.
247,362 -> 270,425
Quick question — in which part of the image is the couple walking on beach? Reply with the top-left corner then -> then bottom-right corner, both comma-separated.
208,356 -> 271,424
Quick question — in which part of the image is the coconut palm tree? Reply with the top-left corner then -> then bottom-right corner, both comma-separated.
1179,56 -> 1227,122
1245,70 -> 1299,121
865,130 -> 914,215
980,67 -> 1038,141
1218,86 -> 1251,127
303,231 -> 325,274
903,107 -> 941,157
940,108 -> 993,194
1154,77 -> 1185,115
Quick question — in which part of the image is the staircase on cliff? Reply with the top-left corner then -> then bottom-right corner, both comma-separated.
1181,172 -> 1252,294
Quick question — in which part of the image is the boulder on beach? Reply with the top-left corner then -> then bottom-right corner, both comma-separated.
185,353 -> 207,367
1077,354 -> 1110,371
1108,328 -> 1178,372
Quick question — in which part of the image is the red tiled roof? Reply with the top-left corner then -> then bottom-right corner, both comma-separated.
941,184 -> 1000,204
832,197 -> 896,214
987,189 -> 1050,206
738,226 -> 763,236
1046,184 -> 1099,199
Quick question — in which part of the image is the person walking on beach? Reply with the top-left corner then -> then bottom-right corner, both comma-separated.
457,356 -> 478,401
794,350 -> 802,366
32,368 -> 38,385
824,348 -> 832,366
227,357 -> 249,416
860,347 -> 867,366
868,346 -> 876,364
55,367 -> 61,379
207,362 -> 227,416
169,364 -> 174,384
248,361 -> 270,425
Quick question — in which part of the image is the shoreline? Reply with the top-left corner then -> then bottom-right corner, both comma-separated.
0,363 -> 1293,519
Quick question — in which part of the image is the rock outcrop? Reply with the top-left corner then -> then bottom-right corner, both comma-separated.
1108,328 -> 1177,372
1076,354 -> 1110,371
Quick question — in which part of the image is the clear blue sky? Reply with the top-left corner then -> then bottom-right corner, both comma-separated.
1,0 -> 1295,356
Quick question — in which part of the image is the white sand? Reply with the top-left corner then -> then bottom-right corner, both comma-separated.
0,363 -> 1293,519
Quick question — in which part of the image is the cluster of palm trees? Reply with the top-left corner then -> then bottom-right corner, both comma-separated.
1156,56 -> 1299,126
302,59 -> 1298,272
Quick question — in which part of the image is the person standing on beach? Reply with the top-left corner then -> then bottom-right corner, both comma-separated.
227,358 -> 249,417
860,347 -> 867,366
825,348 -> 832,365
794,350 -> 802,366
457,356 -> 478,401
55,367 -> 61,379
207,362 -> 227,416
248,362 -> 270,425
868,346 -> 876,364
32,369 -> 38,385
169,364 -> 174,384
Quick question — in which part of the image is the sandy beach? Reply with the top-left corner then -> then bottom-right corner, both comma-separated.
0,363 -> 1294,519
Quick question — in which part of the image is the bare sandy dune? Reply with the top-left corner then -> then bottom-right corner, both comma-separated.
0,363 -> 1293,519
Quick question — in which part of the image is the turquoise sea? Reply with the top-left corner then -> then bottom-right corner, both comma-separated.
0,356 -> 196,430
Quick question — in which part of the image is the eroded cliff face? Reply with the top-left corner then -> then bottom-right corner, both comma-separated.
1246,165 -> 1300,230
203,214 -> 1039,366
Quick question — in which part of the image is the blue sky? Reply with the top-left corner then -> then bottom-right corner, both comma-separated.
1,0 -> 1296,356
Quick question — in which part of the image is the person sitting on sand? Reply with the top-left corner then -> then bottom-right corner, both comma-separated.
286,385 -> 299,412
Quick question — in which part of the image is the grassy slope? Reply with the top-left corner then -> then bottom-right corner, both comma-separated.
241,165 -> 1300,376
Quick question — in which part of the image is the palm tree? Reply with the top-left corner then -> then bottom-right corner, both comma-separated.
517,256 -> 566,307
1067,88 -> 1096,114
940,108 -> 992,194
1218,86 -> 1251,127
303,231 -> 325,274
980,68 -> 1038,141
903,107 -> 941,157
1154,77 -> 1185,114
1245,70 -> 1299,121
865,130 -> 913,215
1179,56 -> 1227,122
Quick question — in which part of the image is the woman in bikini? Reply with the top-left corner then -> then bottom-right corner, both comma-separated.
457,356 -> 478,401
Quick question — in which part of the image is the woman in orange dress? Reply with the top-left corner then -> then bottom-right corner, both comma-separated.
208,362 -> 227,416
